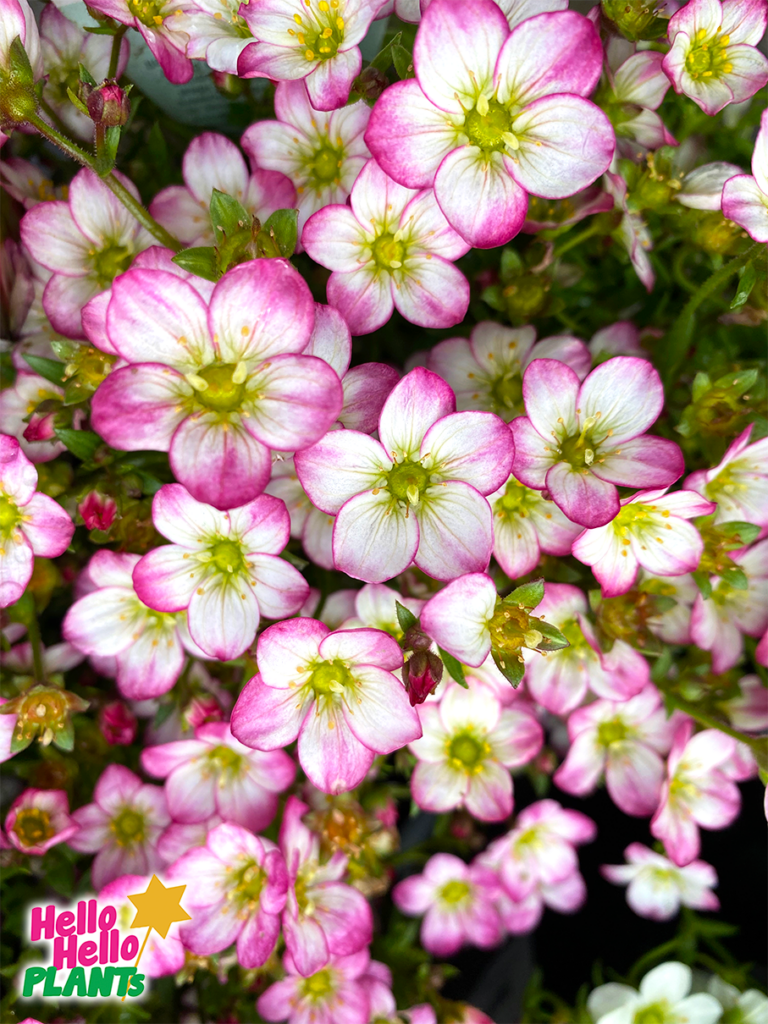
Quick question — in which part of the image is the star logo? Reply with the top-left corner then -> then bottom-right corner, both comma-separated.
120,875 -> 192,1000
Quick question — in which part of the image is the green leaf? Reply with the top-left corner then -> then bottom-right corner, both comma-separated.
491,648 -> 525,687
730,261 -> 757,308
480,284 -> 505,312
260,208 -> 299,258
506,578 -> 544,609
210,188 -> 251,245
536,619 -> 570,652
369,31 -> 402,72
438,647 -> 467,687
392,44 -> 413,79
66,85 -> 90,116
751,736 -> 768,773
692,569 -> 712,599
172,247 -> 220,282
22,354 -> 66,386
721,565 -> 748,591
691,371 -> 711,403
281,549 -> 309,571
395,600 -> 418,634
78,61 -> 98,87
718,521 -> 761,546
153,702 -> 175,729
54,428 -> 102,462
135,469 -> 164,495
714,368 -> 758,398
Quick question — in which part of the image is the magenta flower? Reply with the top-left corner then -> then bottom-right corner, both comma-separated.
427,321 -> 591,422
63,549 -> 207,700
87,0 -> 195,83
409,682 -> 542,821
651,722 -> 741,866
365,0 -> 614,248
68,764 -> 170,888
554,685 -> 678,816
0,434 -> 74,608
258,949 -> 373,1024
20,168 -> 154,337
231,618 -> 421,793
295,368 -> 514,582
99,701 -> 138,745
133,485 -> 309,661
602,843 -> 719,921
242,81 -> 371,238
393,853 -> 503,956
723,109 -> 768,241
90,260 -> 342,509
150,131 -> 296,247
511,356 -> 685,528
141,721 -> 295,833
662,0 -> 768,116
5,788 -> 79,855
572,488 -> 715,598
237,0 -> 384,111
686,423 -> 768,527
99,875 -> 186,976
279,796 -> 372,976
166,822 -> 288,967
302,160 -> 470,335
492,869 -> 587,935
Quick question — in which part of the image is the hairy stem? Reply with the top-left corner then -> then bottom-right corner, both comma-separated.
108,26 -> 127,79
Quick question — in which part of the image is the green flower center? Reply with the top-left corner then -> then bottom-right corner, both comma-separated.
558,431 -> 597,469
292,1 -> 345,63
596,717 -> 628,746
194,362 -> 248,412
232,858 -> 265,909
209,539 -> 246,575
310,659 -> 353,697
126,0 -> 166,28
387,460 -> 429,505
559,617 -> 588,652
464,98 -> 513,153
372,232 -> 406,272
448,732 -> 488,771
91,243 -> 133,288
488,600 -> 542,656
0,495 -> 21,536
13,807 -> 55,847
311,144 -> 343,184
489,371 -> 523,415
634,1003 -> 671,1024
685,30 -> 733,80
208,744 -> 244,776
111,808 -> 145,847
301,968 -> 334,1000
496,479 -> 535,518
704,465 -> 745,504
439,880 -> 470,905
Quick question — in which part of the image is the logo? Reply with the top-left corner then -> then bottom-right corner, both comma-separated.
19,875 -> 190,1002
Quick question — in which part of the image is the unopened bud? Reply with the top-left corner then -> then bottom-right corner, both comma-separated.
184,694 -> 224,730
22,410 -> 56,444
79,490 -> 117,532
86,80 -> 130,127
99,700 -> 137,745
353,65 -> 388,102
210,70 -> 246,96
402,650 -> 443,706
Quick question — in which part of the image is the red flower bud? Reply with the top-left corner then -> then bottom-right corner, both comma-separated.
22,410 -> 56,443
402,650 -> 443,706
99,701 -> 137,745
184,694 -> 224,730
79,491 -> 117,531
86,80 -> 130,127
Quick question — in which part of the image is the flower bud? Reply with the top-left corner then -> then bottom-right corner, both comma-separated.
22,409 -> 56,444
210,70 -> 246,96
86,80 -> 130,127
353,66 -> 388,103
184,694 -> 225,730
99,700 -> 137,745
601,0 -> 668,40
78,490 -> 117,532
0,37 -> 38,126
402,649 -> 443,706
0,684 -> 89,753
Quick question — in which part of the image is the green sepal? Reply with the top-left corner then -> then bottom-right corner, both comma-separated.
22,354 -> 66,386
9,730 -> 33,755
210,188 -> 250,246
480,285 -> 505,312
52,717 -> 76,752
536,619 -> 570,652
692,569 -> 712,599
751,736 -> 768,773
369,31 -> 402,72
153,702 -> 175,729
395,600 -> 418,634
714,368 -> 758,399
491,647 -> 525,687
258,208 -> 299,258
505,578 -> 544,609
392,44 -> 413,79
66,86 -> 90,116
172,246 -> 220,282
720,565 -> 748,591
281,549 -> 309,571
78,62 -> 98,87
730,262 -> 757,309
438,647 -> 467,687
8,36 -> 34,85
54,428 -> 103,462
691,371 -> 711,403
718,521 -> 761,546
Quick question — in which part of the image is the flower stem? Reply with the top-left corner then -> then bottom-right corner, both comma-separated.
659,686 -> 758,747
26,110 -> 182,252
108,26 -> 127,79
26,613 -> 45,685
552,221 -> 602,259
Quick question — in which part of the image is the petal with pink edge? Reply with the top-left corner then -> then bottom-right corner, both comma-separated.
435,147 -> 528,249
187,578 -> 259,661
305,47 -> 362,112
231,677 -> 313,749
295,430 -> 389,515
464,761 -> 513,821
333,489 -> 419,583
593,435 -> 685,489
422,410 -> 515,494
91,365 -> 190,453
151,482 -> 225,545
379,367 -> 456,459
297,700 -> 375,794
20,492 -> 73,556
578,356 -> 664,445
341,664 -> 421,753
395,256 -> 470,330
522,358 -> 579,441
411,759 -> 467,812
416,480 -> 493,580
257,618 -> 328,688
420,572 -> 496,666
722,174 -> 768,243
326,267 -> 394,337
545,462 -> 620,529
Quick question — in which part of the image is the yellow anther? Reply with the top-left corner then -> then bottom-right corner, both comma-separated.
476,93 -> 489,116
502,131 -> 520,151
305,48 -> 315,59
232,361 -> 247,385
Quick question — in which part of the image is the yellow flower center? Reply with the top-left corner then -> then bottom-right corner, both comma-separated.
685,28 -> 733,80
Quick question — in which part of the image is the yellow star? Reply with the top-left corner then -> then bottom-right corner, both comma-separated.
127,874 -> 191,939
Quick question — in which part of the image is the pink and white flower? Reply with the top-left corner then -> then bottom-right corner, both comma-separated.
279,796 -> 372,976
68,764 -> 170,888
650,722 -> 741,866
141,722 -> 295,833
571,488 -> 715,598
601,843 -> 719,920
87,0 -> 194,83
0,434 -> 74,608
511,356 -> 685,528
427,321 -> 591,422
686,422 -> 768,526
166,821 -> 288,967
150,132 -> 296,247
587,961 -> 723,1024
487,475 -> 583,580
588,321 -> 645,361
295,367 -> 514,582
258,949 -> 373,1024
132,484 -> 309,661
90,260 -> 342,510
554,685 -> 678,816
662,0 -> 768,116
689,538 -> 768,672
365,0 -> 614,248
238,0 -> 383,111
598,47 -> 675,157
676,160 -> 743,209
231,618 -> 421,793
0,370 -> 66,463
302,159 -> 470,335
723,108 -> 768,242
721,673 -> 768,732
409,682 -> 542,821
176,0 -> 253,74
63,549 -> 207,700
604,169 -> 655,292
492,868 -> 588,935
242,81 -> 371,237
393,853 -> 503,956
5,788 -> 79,855
99,874 -> 185,976
0,696 -> 16,763
642,571 -> 699,645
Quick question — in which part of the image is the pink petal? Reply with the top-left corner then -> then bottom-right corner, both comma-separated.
327,267 -> 394,336
297,700 -> 376,793
420,572 -> 496,666
305,46 -> 362,112
411,759 -> 466,812
257,618 -> 328,688
20,492 -> 73,556
380,367 -> 456,459
187,578 -> 260,660
340,664 -> 421,753
545,461 -> 620,529
244,354 -> 343,451
395,254 -> 470,329
333,489 -> 419,583
464,761 -> 514,821
435,147 -> 528,249
421,411 -> 515,494
91,364 -> 190,452
231,677 -> 313,749
522,358 -> 579,440
415,480 -> 493,580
